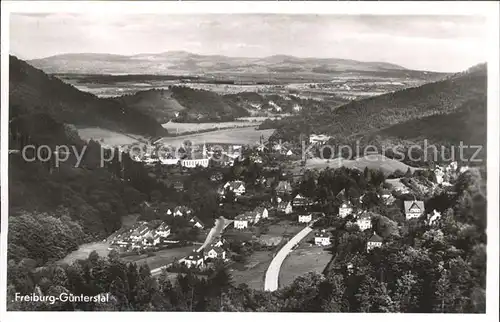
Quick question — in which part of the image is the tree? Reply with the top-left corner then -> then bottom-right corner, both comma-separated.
393,272 -> 420,312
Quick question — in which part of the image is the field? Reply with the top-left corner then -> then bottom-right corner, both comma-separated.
225,220 -> 304,290
121,246 -> 195,270
76,127 -> 148,146
162,120 -> 260,134
157,127 -> 275,146
58,242 -> 111,264
297,154 -> 419,175
386,178 -> 409,191
257,220 -> 303,246
230,251 -> 275,290
278,232 -> 332,288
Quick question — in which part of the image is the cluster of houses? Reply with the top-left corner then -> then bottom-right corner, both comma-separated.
110,221 -> 172,251
131,143 -> 244,168
221,180 -> 246,196
179,237 -> 228,268
165,205 -> 205,229
312,228 -> 383,252
434,161 -> 470,186
233,206 -> 269,230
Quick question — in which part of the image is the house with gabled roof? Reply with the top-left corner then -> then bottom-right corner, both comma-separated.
356,212 -> 373,231
254,206 -> 269,219
367,233 -> 383,252
298,213 -> 313,223
292,193 -> 314,207
223,180 -> 246,196
234,211 -> 261,230
277,201 -> 293,214
204,245 -> 226,261
314,230 -> 331,246
154,222 -> 171,238
181,250 -> 205,268
189,216 -> 205,229
173,206 -> 192,217
210,236 -> 225,248
404,200 -> 425,220
276,180 -> 293,195
338,202 -> 353,218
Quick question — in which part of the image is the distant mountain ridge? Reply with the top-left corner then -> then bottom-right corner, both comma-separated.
9,56 -> 167,137
28,51 -> 423,76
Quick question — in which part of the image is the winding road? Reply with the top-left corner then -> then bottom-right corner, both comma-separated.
264,223 -> 315,291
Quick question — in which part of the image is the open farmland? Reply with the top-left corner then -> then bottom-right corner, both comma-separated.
157,127 -> 275,146
278,233 -> 332,288
162,120 -> 260,134
76,127 -> 148,147
296,154 -> 419,175
58,242 -> 111,264
257,220 -> 303,246
121,246 -> 195,270
230,250 -> 275,290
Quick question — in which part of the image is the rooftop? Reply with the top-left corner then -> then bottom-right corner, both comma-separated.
404,200 -> 425,213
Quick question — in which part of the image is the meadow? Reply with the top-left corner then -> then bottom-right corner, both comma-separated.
297,154 -> 419,175
157,127 -> 275,147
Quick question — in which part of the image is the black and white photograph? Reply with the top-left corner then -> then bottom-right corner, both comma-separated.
0,1 -> 499,319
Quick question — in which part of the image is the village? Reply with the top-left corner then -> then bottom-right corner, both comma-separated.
102,133 -> 472,288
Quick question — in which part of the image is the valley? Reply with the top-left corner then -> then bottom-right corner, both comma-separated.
7,52 -> 488,314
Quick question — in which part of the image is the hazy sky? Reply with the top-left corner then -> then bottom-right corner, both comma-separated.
10,13 -> 488,72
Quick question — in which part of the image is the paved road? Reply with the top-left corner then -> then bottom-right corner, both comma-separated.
197,216 -> 233,252
264,224 -> 314,291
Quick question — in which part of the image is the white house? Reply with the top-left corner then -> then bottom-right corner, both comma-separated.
293,194 -> 314,207
181,158 -> 209,168
404,200 -> 425,220
234,211 -> 260,230
309,134 -> 331,144
276,180 -> 293,195
356,212 -> 373,231
234,214 -> 249,230
367,233 -> 383,252
154,223 -> 171,238
298,213 -> 312,223
223,181 -> 246,196
166,209 -> 172,216
189,216 -> 205,229
314,230 -> 331,246
338,202 -> 353,218
286,150 -> 294,156
427,209 -> 442,226
254,206 -> 269,219
210,237 -> 224,248
277,201 -> 293,214
173,206 -> 192,217
434,167 -> 445,184
204,246 -> 226,261
182,251 -> 204,268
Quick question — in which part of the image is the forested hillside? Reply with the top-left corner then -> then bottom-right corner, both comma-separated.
266,64 -> 486,143
115,86 -> 251,123
9,56 -> 167,137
